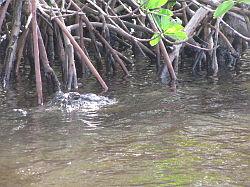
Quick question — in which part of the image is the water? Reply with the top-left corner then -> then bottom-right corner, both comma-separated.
0,52 -> 249,187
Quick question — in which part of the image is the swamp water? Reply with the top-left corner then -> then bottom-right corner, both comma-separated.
0,52 -> 249,187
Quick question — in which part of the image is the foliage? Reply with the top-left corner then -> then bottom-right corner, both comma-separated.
213,0 -> 250,18
139,0 -> 188,46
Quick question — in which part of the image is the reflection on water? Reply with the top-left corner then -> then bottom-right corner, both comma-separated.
0,51 -> 250,187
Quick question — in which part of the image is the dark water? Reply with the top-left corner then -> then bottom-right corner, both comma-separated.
0,52 -> 250,187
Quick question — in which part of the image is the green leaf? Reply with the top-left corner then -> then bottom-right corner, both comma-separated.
146,0 -> 169,9
165,0 -> 177,9
237,0 -> 250,4
154,9 -> 173,16
169,31 -> 188,41
153,14 -> 162,29
150,33 -> 161,46
213,0 -> 235,18
164,23 -> 184,34
162,20 -> 187,41
160,15 -> 171,31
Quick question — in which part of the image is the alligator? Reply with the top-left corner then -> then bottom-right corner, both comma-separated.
48,91 -> 116,112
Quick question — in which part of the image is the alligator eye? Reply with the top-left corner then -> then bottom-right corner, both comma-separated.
72,94 -> 80,100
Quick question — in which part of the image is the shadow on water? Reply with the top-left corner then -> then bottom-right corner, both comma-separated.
0,51 -> 250,186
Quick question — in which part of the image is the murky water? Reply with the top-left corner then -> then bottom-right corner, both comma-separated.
0,52 -> 250,187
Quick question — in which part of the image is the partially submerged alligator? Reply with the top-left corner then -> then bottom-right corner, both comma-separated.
48,91 -> 116,112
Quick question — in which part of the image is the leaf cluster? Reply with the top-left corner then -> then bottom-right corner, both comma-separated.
138,0 -> 188,46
